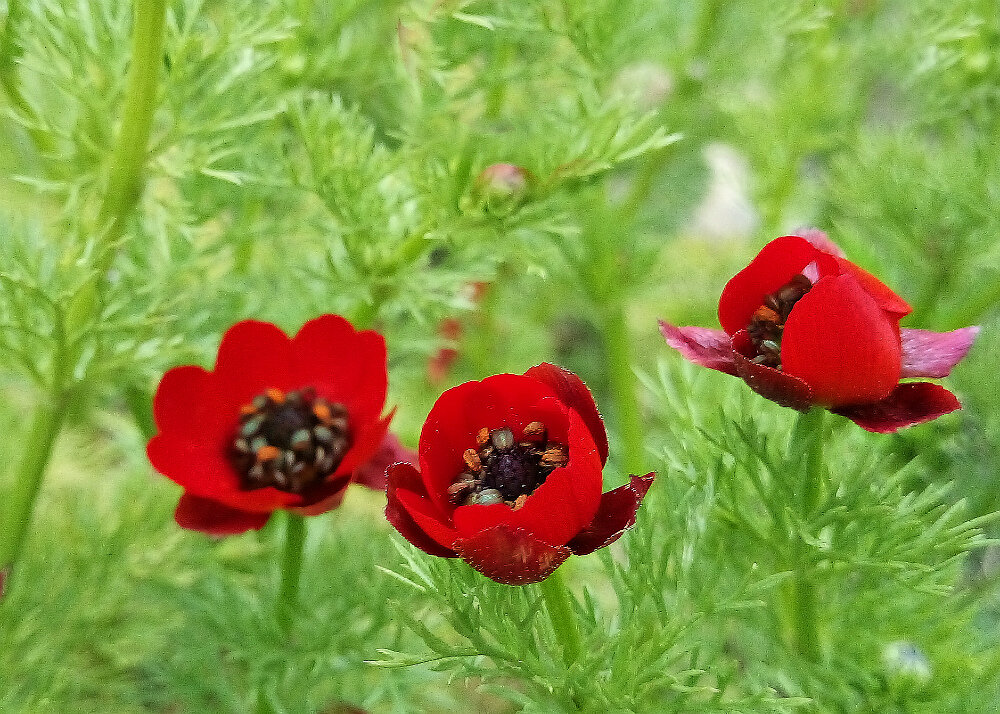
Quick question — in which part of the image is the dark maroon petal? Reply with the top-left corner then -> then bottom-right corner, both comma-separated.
833,382 -> 961,433
658,322 -> 738,376
352,432 -> 417,492
454,524 -> 571,586
567,473 -> 655,556
523,362 -> 609,466
174,493 -> 271,535
385,463 -> 458,558
900,327 -> 980,379
731,331 -> 815,411
290,475 -> 351,516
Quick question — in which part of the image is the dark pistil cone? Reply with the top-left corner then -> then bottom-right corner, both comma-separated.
230,388 -> 351,495
448,424 -> 569,507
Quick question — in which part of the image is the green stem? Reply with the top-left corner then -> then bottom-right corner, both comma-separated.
276,513 -> 307,634
538,566 -> 583,669
602,306 -> 645,476
782,408 -> 825,661
95,0 -> 168,271
0,388 -> 73,585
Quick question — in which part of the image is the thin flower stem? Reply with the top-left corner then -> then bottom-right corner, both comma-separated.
538,566 -> 583,670
276,513 -> 307,635
602,306 -> 645,476
0,388 -> 73,586
782,407 -> 825,661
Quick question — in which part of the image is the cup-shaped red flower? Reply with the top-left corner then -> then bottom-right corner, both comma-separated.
386,363 -> 654,585
148,315 -> 413,535
660,231 -> 979,433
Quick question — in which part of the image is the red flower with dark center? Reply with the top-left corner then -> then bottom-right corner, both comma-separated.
659,231 -> 979,432
386,363 -> 654,585
147,315 -> 414,535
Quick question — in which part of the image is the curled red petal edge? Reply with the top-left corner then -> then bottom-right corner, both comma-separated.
453,524 -> 571,586
900,327 -> 980,379
523,362 -> 609,466
658,321 -> 738,376
174,493 -> 271,535
567,473 -> 655,556
385,463 -> 458,558
832,382 -> 961,434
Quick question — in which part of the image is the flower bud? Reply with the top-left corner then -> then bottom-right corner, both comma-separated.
472,163 -> 531,216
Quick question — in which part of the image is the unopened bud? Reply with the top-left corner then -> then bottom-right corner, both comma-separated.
472,163 -> 531,216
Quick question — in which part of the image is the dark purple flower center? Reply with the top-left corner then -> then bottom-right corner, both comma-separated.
746,274 -> 812,368
229,387 -> 351,494
447,423 -> 568,509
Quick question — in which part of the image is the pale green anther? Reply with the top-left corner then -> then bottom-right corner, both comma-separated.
250,436 -> 267,452
313,425 -> 333,443
252,394 -> 268,410
291,428 -> 311,448
762,339 -> 780,352
241,415 -> 264,437
477,488 -> 503,505
491,428 -> 514,450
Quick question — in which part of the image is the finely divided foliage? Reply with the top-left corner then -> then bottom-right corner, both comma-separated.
0,0 -> 998,712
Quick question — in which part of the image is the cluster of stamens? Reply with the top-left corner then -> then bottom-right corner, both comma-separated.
746,274 -> 812,368
229,387 -> 350,494
447,422 -> 569,509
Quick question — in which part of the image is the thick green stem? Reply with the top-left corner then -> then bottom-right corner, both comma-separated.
276,513 -> 307,634
538,566 -> 583,669
0,389 -> 73,584
782,408 -> 825,661
96,0 -> 167,270
602,306 -> 645,476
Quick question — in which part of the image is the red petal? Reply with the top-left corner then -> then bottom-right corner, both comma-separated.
658,322 -> 738,376
454,525 -> 571,585
523,363 -> 609,466
214,320 -> 294,406
718,236 -> 839,336
567,473 -> 655,555
148,435 -> 302,513
833,382 -> 961,433
731,331 -> 815,410
148,435 -> 240,500
418,375 -> 564,515
152,366 -> 233,445
833,258 -> 911,318
174,493 -> 271,535
781,275 -> 901,407
386,464 -> 458,557
900,327 -> 980,379
451,409 -> 604,547
291,315 -> 388,429
352,431 -> 416,492
791,228 -> 911,317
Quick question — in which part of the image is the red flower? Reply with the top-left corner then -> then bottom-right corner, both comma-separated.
660,231 -> 979,432
386,363 -> 654,585
148,315 -> 413,535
